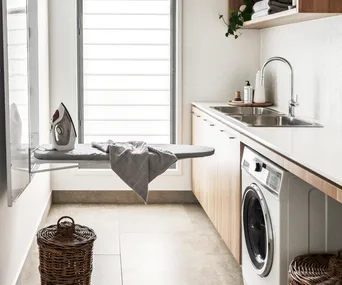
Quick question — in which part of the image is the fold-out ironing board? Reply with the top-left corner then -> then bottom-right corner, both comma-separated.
32,144 -> 215,172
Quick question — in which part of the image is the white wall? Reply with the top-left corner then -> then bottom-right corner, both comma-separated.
260,15 -> 342,127
182,0 -> 260,145
0,1 -> 51,284
48,0 -> 260,191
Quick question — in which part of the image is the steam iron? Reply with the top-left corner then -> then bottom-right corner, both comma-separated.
50,103 -> 77,151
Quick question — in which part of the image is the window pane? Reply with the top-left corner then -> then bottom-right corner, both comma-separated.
82,0 -> 173,144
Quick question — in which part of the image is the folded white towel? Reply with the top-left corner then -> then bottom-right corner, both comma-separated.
253,0 -> 269,12
252,9 -> 269,20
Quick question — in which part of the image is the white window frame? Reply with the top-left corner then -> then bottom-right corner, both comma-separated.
52,0 -> 192,191
76,0 -> 178,145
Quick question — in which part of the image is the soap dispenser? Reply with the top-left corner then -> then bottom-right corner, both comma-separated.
243,81 -> 253,103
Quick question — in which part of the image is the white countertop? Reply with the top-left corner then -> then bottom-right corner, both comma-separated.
192,102 -> 342,188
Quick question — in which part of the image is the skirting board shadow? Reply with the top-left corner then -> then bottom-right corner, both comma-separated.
52,190 -> 199,204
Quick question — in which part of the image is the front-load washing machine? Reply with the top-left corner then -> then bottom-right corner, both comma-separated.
241,147 -> 342,285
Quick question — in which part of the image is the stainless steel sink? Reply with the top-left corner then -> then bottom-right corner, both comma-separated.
230,115 -> 323,128
211,106 -> 281,116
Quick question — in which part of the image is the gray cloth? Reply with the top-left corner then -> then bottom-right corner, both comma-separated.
92,141 -> 178,203
270,0 -> 292,3
268,0 -> 292,14
269,5 -> 288,14
269,1 -> 292,9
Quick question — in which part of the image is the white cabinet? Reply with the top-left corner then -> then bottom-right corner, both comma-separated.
192,107 -> 241,263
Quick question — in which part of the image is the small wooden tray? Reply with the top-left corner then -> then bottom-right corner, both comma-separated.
228,101 -> 273,107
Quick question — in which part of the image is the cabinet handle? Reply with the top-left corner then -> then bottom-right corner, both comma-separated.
203,119 -> 215,126
191,112 -> 201,118
220,129 -> 235,139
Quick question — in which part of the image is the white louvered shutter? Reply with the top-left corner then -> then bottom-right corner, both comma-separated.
82,0 -> 173,144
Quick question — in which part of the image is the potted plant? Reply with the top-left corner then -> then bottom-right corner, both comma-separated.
219,0 -> 254,39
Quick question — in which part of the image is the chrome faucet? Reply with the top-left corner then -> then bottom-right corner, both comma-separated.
260,56 -> 298,117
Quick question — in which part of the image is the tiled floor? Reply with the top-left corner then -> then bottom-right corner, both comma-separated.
17,204 -> 243,285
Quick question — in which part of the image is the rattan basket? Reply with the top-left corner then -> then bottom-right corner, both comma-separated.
289,252 -> 342,285
37,216 -> 97,285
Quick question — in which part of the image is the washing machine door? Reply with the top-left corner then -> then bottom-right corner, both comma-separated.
242,183 -> 274,277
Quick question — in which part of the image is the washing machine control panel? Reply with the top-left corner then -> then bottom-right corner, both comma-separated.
242,149 -> 284,194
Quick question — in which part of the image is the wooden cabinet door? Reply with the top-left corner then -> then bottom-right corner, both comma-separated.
216,125 -> 241,263
191,107 -> 241,263
192,109 -> 218,224
201,117 -> 218,226
192,111 -> 203,202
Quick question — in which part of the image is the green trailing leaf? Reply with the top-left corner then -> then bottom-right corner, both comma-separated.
219,0 -> 254,39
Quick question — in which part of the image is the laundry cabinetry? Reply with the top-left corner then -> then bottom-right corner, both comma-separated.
192,106 -> 241,263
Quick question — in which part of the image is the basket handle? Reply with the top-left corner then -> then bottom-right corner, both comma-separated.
57,216 -> 75,237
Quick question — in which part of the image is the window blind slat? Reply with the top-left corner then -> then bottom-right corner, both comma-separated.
84,60 -> 170,74
85,121 -> 170,135
84,75 -> 170,90
84,135 -> 171,144
8,45 -> 27,59
84,1 -> 169,14
84,91 -> 170,105
84,15 -> 170,29
8,76 -> 28,90
85,106 -> 170,121
9,60 -> 28,74
84,30 -> 170,44
8,30 -> 27,45
84,45 -> 169,59
7,14 -> 26,30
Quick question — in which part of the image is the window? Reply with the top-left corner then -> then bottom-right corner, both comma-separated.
78,0 -> 176,144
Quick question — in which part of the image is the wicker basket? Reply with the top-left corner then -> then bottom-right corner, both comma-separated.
37,216 -> 97,285
289,253 -> 342,285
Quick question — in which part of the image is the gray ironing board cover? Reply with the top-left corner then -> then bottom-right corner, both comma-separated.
34,144 -> 214,162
